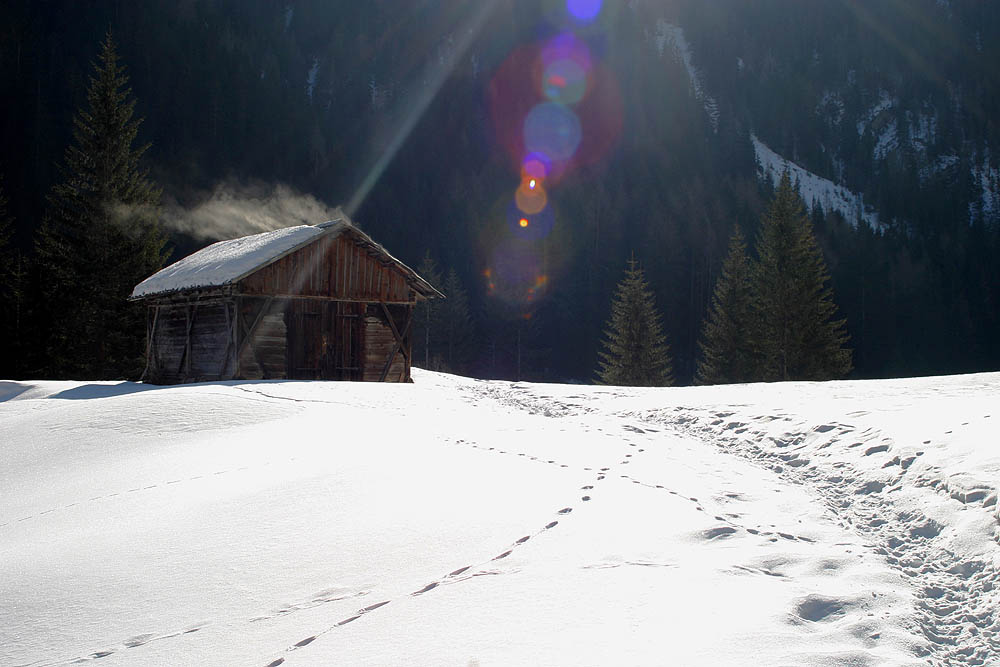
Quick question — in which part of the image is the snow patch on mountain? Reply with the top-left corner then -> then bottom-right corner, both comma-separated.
305,58 -> 319,102
857,91 -> 896,137
909,111 -> 938,153
816,91 -> 846,127
874,119 -> 900,161
753,135 -> 881,230
654,20 -> 719,132
855,91 -> 904,162
971,156 -> 999,223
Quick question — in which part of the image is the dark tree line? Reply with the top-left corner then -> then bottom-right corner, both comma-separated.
598,172 -> 852,388
1,34 -> 165,379
697,172 -> 851,384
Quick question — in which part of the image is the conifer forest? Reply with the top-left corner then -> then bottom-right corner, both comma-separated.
1,1 -> 998,383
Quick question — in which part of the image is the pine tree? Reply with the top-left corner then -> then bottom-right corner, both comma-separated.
696,226 -> 756,384
751,171 -> 852,381
35,32 -> 167,379
0,177 -> 20,376
0,179 -> 10,255
440,268 -> 473,371
412,251 -> 443,369
596,257 -> 674,386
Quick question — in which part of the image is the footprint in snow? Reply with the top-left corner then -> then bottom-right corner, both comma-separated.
704,526 -> 738,540
412,582 -> 439,595
124,634 -> 156,648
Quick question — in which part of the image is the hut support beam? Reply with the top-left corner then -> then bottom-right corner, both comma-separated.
178,304 -> 199,375
140,306 -> 160,382
237,296 -> 273,372
219,300 -> 234,378
378,302 -> 412,382
232,299 -> 241,379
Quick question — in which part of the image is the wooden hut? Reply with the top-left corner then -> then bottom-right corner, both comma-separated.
130,215 -> 443,384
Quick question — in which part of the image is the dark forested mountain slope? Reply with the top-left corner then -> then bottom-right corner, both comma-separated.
1,0 -> 997,381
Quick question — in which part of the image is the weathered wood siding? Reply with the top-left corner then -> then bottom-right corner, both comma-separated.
361,304 -> 411,382
147,302 -> 232,384
237,297 -> 287,380
241,234 -> 413,304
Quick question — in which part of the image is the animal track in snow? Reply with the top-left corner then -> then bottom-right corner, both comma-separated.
45,622 -> 209,666
264,501 -> 582,665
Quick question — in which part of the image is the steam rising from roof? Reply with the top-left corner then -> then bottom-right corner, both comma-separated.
162,181 -> 342,241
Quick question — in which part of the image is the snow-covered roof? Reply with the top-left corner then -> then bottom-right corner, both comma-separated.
131,218 -> 443,300
131,225 -> 323,298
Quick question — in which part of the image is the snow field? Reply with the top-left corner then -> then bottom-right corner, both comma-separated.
2,371 -> 997,665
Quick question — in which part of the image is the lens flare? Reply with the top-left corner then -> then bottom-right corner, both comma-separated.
508,200 -> 554,240
486,239 -> 549,307
524,102 -> 581,162
515,179 -> 548,215
566,0 -> 602,22
567,63 -> 623,167
542,58 -> 587,105
489,45 -> 546,174
522,153 -> 551,180
540,32 -> 592,72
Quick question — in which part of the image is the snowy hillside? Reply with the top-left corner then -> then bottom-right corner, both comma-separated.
651,18 -> 882,230
2,372 -> 998,666
753,135 -> 882,230
654,21 -> 719,133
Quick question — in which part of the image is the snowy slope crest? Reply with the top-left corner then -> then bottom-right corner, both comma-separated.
754,134 -> 882,230
2,372 -> 999,665
653,20 -> 719,133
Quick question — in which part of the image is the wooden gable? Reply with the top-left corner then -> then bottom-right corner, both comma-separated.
239,232 -> 414,303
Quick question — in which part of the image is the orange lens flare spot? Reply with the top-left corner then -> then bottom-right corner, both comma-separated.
515,181 -> 547,215
519,218 -> 530,228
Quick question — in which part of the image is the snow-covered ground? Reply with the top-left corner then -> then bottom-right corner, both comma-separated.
2,371 -> 998,666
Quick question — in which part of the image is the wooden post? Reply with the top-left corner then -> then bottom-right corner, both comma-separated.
219,299 -> 233,379
232,298 -> 241,379
140,305 -> 160,382
177,304 -> 195,376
